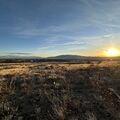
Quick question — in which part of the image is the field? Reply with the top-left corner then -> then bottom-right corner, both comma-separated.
0,61 -> 120,120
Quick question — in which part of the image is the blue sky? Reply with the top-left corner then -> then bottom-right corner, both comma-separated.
0,0 -> 120,57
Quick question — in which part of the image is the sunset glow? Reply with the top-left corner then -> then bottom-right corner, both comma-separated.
105,48 -> 120,57
0,0 -> 120,57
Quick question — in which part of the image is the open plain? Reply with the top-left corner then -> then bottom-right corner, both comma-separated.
0,61 -> 120,120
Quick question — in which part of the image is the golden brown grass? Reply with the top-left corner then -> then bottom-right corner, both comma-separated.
0,61 -> 120,120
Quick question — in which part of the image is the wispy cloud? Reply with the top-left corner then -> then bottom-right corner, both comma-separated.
6,52 -> 32,56
0,52 -> 33,57
0,0 -> 120,57
80,0 -> 120,33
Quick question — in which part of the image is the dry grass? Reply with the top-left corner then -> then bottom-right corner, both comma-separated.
0,61 -> 120,120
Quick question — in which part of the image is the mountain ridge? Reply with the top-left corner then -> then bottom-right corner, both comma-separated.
0,54 -> 120,60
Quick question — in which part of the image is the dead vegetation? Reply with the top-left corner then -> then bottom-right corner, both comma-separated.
0,61 -> 120,120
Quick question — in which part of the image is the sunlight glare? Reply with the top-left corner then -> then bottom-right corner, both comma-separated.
105,48 -> 119,57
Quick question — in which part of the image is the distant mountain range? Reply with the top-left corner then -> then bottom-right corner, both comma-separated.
0,54 -> 119,60
47,55 -> 88,59
0,54 -> 92,59
47,55 -> 120,60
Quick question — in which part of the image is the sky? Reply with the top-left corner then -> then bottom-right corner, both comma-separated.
0,0 -> 120,57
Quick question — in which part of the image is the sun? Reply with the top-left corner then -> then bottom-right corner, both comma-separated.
105,48 -> 119,57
